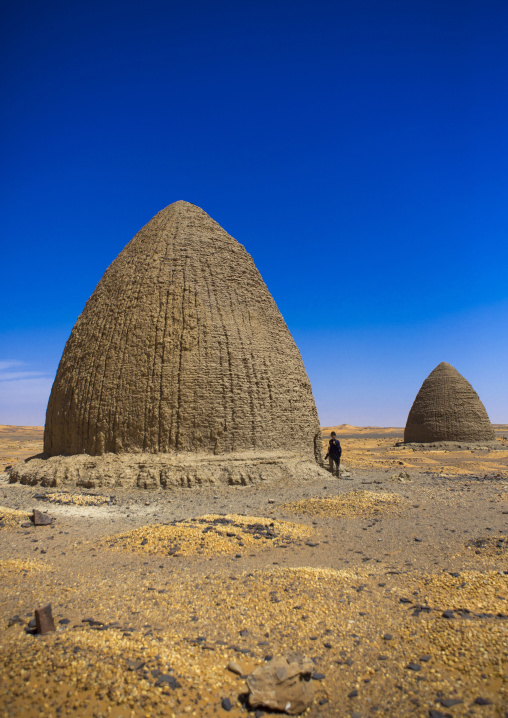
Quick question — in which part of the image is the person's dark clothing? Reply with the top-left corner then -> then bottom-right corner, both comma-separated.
325,438 -> 342,475
328,438 -> 342,462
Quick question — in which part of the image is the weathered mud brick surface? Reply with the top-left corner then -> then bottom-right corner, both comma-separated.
11,202 -> 326,488
404,362 -> 495,443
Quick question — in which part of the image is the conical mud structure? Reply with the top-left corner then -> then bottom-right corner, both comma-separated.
404,362 -> 495,443
11,201 -> 326,489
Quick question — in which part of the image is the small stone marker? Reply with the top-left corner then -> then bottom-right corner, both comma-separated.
34,604 -> 56,635
227,660 -> 244,676
33,509 -> 52,526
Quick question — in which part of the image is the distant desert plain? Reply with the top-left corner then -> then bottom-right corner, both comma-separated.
1,424 -> 507,717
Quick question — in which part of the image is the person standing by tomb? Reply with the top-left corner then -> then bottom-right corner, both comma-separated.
324,431 -> 342,477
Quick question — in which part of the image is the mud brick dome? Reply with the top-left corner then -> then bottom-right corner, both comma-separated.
404,362 -> 495,443
14,200 -> 326,489
45,201 -> 321,458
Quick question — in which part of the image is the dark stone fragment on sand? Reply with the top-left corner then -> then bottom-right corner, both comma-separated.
258,641 -> 270,646
156,674 -> 180,689
474,697 -> 491,705
235,553 -> 242,558
306,541 -> 319,547
318,698 -> 329,705
348,689 -> 358,698
8,615 -> 24,627
141,538 -> 148,546
400,597 -> 412,604
378,655 -> 388,661
312,672 -> 325,680
230,645 -> 250,654
33,509 -> 52,526
420,655 -> 432,662
440,698 -> 462,707
221,697 -> 233,711
414,537 -> 423,542
239,629 -> 249,637
429,711 -> 452,718
323,642 -> 332,649
407,663 -> 421,671
35,603 -> 56,634
345,658 -> 354,666
442,610 -> 455,619
59,618 -> 70,625
383,634 -> 393,640
126,659 -> 145,671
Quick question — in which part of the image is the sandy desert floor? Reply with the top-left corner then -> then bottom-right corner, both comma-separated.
0,425 -> 507,718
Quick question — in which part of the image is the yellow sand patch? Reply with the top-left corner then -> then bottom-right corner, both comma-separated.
0,506 -> 31,528
413,570 -> 508,616
282,490 -> 405,517
42,492 -> 111,506
100,514 -> 312,557
0,558 -> 50,578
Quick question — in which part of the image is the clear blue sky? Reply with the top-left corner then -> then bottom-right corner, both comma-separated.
1,0 -> 507,426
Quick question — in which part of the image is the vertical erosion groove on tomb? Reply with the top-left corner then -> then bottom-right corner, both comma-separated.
15,200 -> 326,488
404,362 -> 495,443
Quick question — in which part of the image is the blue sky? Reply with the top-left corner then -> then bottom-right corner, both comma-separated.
1,0 -> 507,426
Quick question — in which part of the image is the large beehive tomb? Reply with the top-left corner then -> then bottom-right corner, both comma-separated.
404,362 -> 495,443
11,201 -> 326,488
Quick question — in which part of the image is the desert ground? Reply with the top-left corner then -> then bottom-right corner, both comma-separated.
0,425 -> 507,718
